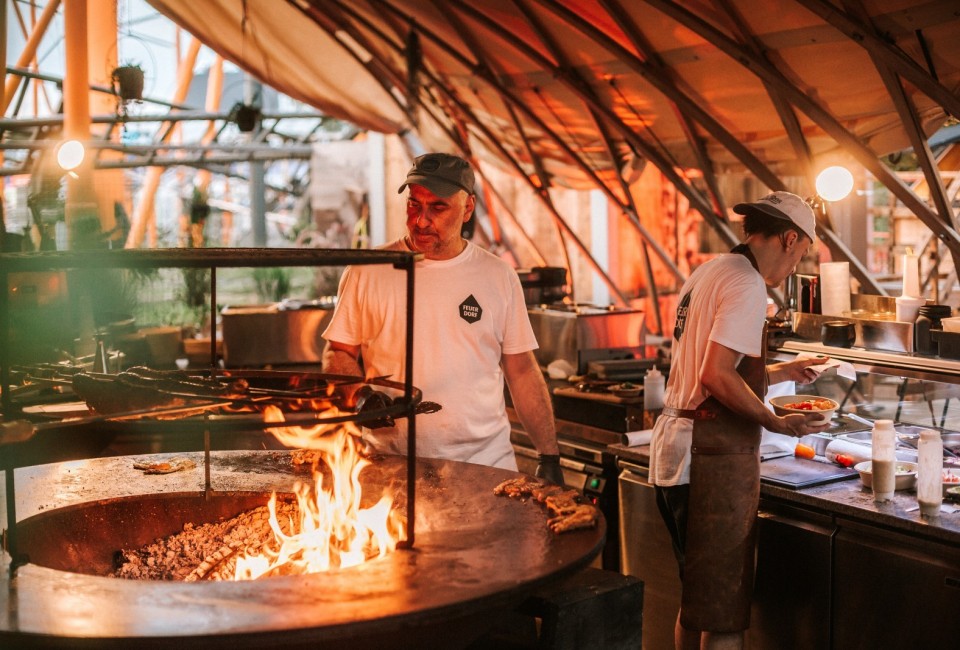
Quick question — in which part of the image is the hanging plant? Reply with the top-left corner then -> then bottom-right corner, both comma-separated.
111,63 -> 145,102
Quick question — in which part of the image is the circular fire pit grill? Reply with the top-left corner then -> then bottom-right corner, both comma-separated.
1,452 -> 605,648
0,249 -> 606,647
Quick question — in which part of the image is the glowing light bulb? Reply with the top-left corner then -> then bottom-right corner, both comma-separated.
57,140 -> 85,171
815,166 -> 854,202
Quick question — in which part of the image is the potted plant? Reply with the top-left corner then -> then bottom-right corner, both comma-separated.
111,63 -> 144,102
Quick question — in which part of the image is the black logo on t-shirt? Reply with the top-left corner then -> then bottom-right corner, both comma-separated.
460,294 -> 482,323
674,292 -> 691,341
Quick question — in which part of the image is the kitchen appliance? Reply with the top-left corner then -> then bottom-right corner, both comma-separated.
510,424 -> 620,569
527,303 -> 647,374
516,266 -> 567,305
221,299 -> 335,367
616,458 -> 681,650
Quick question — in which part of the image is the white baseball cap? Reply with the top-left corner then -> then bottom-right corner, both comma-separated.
733,191 -> 817,243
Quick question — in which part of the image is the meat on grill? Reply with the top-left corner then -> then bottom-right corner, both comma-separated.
72,366 -> 249,415
492,476 -> 599,534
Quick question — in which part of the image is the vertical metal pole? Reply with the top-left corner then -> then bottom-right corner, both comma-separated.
4,461 -> 17,569
404,256 -> 416,548
203,426 -> 212,500
244,76 -> 267,247
1,265 -> 10,415
209,265 -> 217,378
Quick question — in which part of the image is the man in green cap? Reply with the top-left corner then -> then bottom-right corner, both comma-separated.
323,153 -> 563,483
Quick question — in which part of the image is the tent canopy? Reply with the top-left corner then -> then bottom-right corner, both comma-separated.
146,0 -> 959,184
146,0 -> 960,295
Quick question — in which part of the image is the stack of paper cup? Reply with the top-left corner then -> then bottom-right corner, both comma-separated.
902,253 -> 921,298
896,253 -> 926,322
819,262 -> 851,317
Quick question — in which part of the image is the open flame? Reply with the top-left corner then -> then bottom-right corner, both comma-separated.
231,405 -> 404,580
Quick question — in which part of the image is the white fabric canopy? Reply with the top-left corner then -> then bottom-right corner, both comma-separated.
147,0 -> 959,183
146,0 -> 960,287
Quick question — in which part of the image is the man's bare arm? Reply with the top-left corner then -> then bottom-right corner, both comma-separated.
501,351 -> 559,456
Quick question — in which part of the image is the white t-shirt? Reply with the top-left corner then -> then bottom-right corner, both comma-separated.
649,253 -> 767,486
322,240 -> 538,470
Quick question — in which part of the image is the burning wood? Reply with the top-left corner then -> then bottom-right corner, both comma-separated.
114,501 -> 293,581
113,406 -> 404,581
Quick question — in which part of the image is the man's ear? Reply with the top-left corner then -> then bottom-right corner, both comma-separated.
785,230 -> 800,250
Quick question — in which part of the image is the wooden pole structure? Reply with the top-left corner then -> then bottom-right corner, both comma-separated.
125,37 -> 202,249
63,0 -> 100,249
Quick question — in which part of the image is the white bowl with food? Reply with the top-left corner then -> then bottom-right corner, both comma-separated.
768,395 -> 839,425
854,460 -> 918,491
943,467 -> 960,496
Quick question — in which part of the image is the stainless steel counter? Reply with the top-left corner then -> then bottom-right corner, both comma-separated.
610,443 -> 960,545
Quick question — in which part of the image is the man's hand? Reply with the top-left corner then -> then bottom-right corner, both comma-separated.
772,412 -> 832,438
768,356 -> 829,385
535,454 -> 565,485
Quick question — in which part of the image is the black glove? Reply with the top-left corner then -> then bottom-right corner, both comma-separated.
354,385 -> 395,429
535,454 -> 565,485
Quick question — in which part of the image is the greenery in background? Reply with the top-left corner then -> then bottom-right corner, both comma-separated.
253,267 -> 292,303
181,267 -> 210,308
115,265 -> 333,334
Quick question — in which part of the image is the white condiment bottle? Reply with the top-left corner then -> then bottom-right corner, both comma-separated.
642,365 -> 665,429
917,429 -> 943,517
870,419 -> 896,502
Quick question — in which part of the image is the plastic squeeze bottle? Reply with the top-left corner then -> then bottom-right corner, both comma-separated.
642,366 -> 665,429
917,429 -> 943,517
870,420 -> 896,502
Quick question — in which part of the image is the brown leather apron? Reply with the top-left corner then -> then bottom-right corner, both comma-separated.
679,247 -> 768,633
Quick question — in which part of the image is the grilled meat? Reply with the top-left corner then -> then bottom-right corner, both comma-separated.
493,476 -> 542,498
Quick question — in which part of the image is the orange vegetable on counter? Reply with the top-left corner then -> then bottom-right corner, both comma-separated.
834,453 -> 856,467
794,443 -> 816,459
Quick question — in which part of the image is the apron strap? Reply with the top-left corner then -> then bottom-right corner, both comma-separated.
662,406 -> 717,420
691,445 -> 758,455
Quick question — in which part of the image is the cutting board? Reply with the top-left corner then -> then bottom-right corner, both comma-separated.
760,456 -> 859,490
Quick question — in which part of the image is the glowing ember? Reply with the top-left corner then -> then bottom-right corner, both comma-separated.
232,405 -> 404,580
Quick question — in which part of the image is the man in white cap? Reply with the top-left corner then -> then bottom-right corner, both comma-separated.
322,153 -> 563,483
649,191 -> 830,649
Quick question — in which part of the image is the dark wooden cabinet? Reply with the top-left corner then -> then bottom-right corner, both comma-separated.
832,519 -> 960,649
750,501 -> 834,650
749,500 -> 960,650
